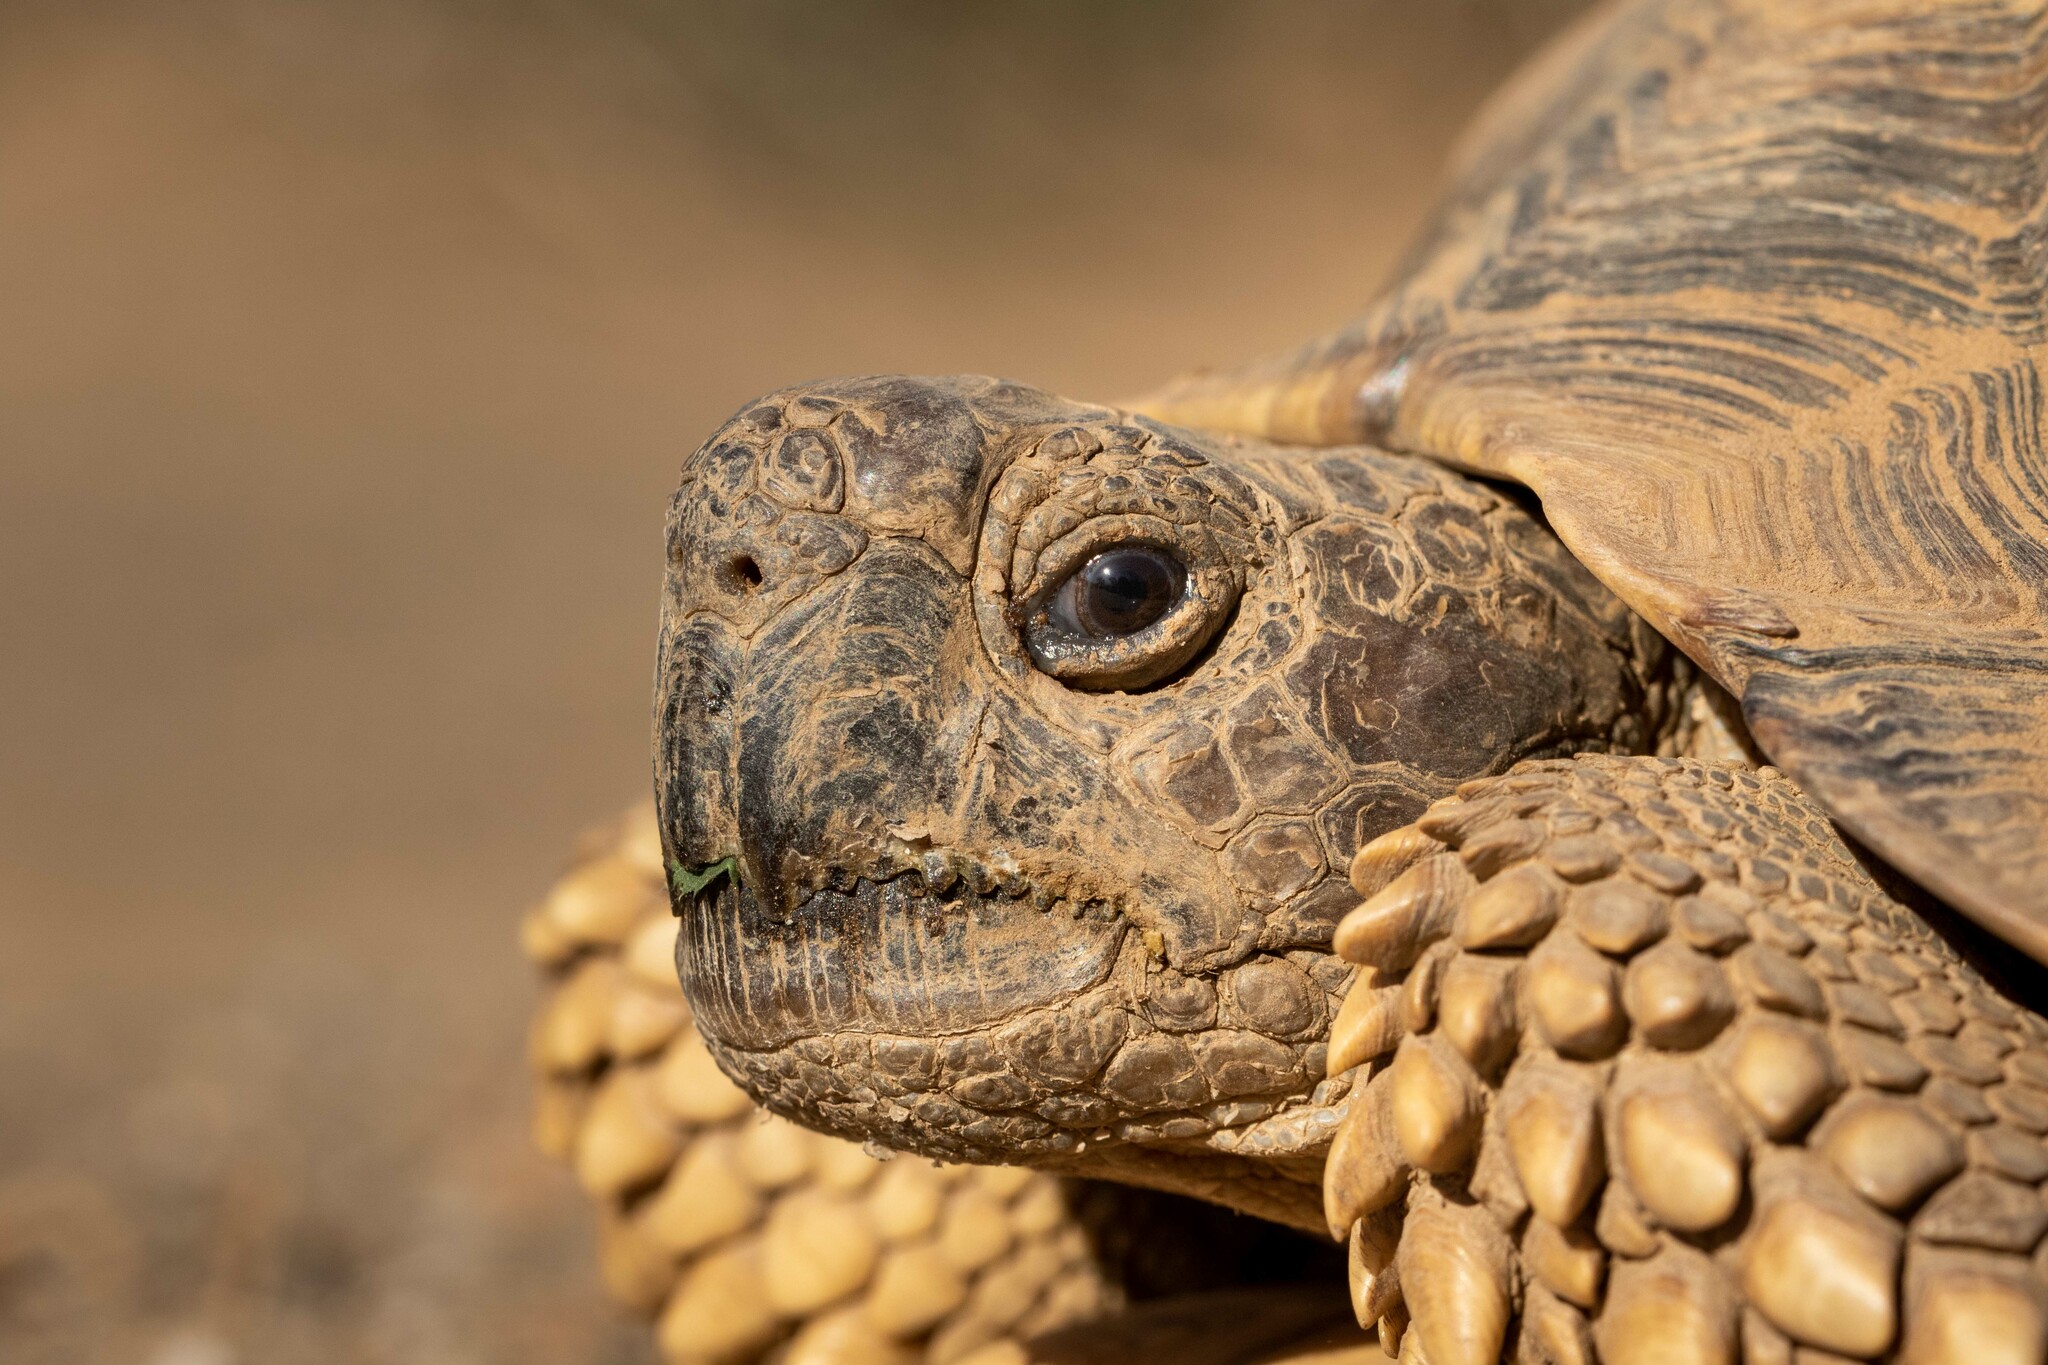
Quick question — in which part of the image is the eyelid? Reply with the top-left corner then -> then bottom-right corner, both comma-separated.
1012,514 -> 1190,606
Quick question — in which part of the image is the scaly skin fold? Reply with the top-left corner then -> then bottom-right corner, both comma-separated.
1324,754 -> 2048,1365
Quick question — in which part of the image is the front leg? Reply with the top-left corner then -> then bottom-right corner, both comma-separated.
1324,755 -> 2048,1365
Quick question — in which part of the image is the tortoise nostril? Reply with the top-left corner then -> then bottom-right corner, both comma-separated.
729,555 -> 763,591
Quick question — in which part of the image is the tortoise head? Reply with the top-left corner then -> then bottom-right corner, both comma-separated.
657,375 -> 1672,1227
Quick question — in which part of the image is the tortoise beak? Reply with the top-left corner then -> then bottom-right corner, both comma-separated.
658,531 -> 1129,1054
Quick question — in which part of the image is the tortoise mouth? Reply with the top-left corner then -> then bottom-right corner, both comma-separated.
676,857 -> 1130,1052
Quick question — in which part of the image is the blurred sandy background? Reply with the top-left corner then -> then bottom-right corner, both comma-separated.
0,2 -> 1587,1360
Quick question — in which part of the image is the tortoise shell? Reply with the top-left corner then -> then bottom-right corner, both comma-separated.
1143,0 -> 2048,959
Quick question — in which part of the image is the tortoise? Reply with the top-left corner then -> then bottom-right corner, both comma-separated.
528,0 -> 2048,1360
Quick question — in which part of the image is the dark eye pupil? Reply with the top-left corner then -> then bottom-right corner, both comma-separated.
1073,548 -> 1182,636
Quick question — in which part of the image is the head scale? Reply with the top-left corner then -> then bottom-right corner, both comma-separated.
657,374 -> 1675,1226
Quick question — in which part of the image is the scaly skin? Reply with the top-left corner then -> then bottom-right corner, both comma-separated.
1326,756 -> 2048,1365
657,376 -> 1682,1230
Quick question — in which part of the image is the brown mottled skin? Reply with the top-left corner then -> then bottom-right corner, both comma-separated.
657,377 -> 1685,1230
620,0 -> 2048,1359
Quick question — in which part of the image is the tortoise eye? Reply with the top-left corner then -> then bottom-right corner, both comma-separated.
1052,546 -> 1186,639
1023,539 -> 1228,691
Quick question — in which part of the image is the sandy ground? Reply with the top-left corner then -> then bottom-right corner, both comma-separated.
0,3 -> 1587,1360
